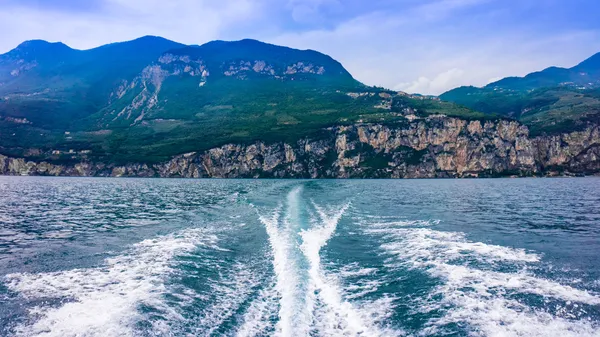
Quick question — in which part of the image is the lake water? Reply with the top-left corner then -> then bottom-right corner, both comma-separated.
0,177 -> 599,336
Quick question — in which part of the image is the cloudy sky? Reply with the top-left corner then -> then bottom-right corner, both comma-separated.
1,0 -> 600,94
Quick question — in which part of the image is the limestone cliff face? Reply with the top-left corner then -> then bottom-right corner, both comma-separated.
1,117 -> 599,178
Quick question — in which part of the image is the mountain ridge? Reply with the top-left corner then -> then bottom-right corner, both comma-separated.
1,36 -> 599,177
449,51 -> 600,94
439,50 -> 600,135
0,36 -> 406,164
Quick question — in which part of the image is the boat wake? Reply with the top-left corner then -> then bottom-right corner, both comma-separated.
4,185 -> 599,337
255,186 -> 399,337
364,220 -> 600,337
4,228 -> 221,337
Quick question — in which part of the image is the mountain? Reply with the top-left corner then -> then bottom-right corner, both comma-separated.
445,52 -> 600,95
439,52 -> 600,135
2,36 -> 458,163
2,36 -> 599,178
0,36 -> 186,127
93,39 -> 361,130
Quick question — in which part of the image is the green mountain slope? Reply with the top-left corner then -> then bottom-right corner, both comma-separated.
439,52 -> 600,135
0,36 -> 186,128
3,37 -> 476,163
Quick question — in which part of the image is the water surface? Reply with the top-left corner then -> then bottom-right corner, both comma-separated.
0,177 -> 599,336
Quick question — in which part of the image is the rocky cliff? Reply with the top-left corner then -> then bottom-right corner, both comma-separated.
1,116 -> 599,178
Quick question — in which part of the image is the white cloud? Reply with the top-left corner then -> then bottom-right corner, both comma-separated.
265,5 -> 600,94
288,0 -> 342,24
486,76 -> 503,85
395,68 -> 465,95
291,4 -> 319,24
412,0 -> 492,21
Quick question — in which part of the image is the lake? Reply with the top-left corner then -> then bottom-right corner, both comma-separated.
0,177 -> 599,336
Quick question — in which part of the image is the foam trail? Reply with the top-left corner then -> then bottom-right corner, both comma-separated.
378,228 -> 599,304
301,203 -> 396,336
195,262 -> 261,336
301,203 -> 361,333
4,228 -> 219,337
235,281 -> 279,337
369,221 -> 600,337
258,186 -> 312,337
259,188 -> 400,336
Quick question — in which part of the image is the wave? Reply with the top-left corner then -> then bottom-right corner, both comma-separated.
257,186 -> 400,337
9,185 -> 596,337
366,220 -> 600,337
301,202 -> 379,336
235,281 -> 279,337
4,228 -> 220,337
258,186 -> 313,336
335,263 -> 381,300
192,262 -> 264,336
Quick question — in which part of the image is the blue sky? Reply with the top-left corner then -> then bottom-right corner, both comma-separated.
2,0 -> 600,94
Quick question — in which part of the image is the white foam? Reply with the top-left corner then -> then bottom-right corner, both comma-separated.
336,263 -> 382,300
5,228 -> 219,337
337,263 -> 378,278
235,281 -> 279,337
258,186 -> 312,337
300,202 -> 400,337
370,222 -> 600,336
423,279 -> 600,337
258,188 -> 402,336
302,203 -> 365,335
195,262 -> 262,336
376,227 -> 541,266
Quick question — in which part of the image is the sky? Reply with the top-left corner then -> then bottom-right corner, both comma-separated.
1,0 -> 600,95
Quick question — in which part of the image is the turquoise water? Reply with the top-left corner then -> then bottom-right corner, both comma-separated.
0,177 -> 599,336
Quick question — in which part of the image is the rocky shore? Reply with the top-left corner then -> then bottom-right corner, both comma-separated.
2,116 -> 599,178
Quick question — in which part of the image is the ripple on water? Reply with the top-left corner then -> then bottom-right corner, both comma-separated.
364,219 -> 600,337
4,228 -> 220,337
1,178 -> 600,337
